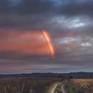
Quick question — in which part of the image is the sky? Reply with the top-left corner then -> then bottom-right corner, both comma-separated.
0,0 -> 93,73
8,0 -> 22,6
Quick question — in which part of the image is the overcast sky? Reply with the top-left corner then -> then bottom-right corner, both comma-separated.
0,0 -> 93,73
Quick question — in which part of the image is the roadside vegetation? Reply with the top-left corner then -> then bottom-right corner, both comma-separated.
0,77 -> 93,93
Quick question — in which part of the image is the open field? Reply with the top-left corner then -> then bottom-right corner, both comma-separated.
0,73 -> 93,93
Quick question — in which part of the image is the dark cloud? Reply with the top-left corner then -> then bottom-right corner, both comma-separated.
0,0 -> 93,73
0,0 -> 93,15
61,0 -> 93,15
